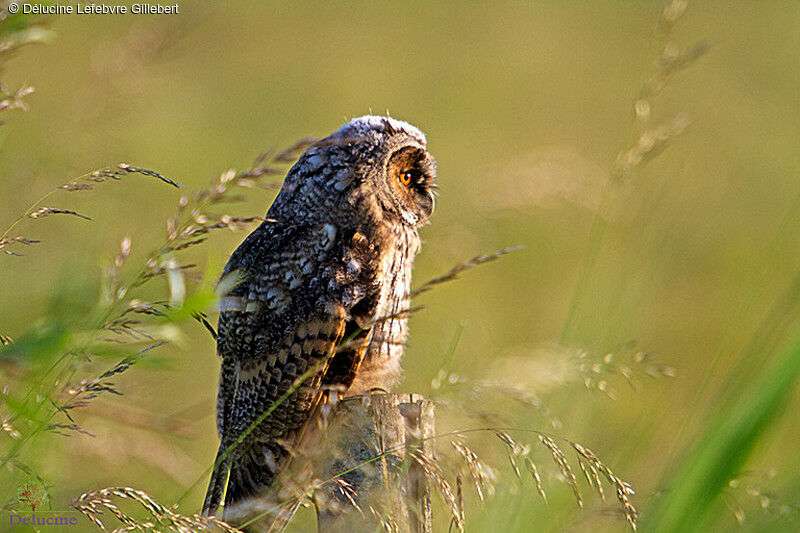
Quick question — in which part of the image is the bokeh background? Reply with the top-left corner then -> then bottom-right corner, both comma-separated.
2,1 -> 800,531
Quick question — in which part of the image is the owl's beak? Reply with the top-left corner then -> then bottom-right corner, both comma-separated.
419,189 -> 435,219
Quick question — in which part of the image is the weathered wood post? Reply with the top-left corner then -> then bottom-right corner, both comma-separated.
314,393 -> 435,532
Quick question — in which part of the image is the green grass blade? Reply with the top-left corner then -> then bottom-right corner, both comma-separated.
645,326 -> 800,532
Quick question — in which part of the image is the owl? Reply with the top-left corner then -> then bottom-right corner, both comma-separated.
202,116 -> 437,522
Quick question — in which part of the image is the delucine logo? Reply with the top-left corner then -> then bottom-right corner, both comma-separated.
9,514 -> 79,527
8,481 -> 80,527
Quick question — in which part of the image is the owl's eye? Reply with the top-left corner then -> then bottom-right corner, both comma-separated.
399,170 -> 415,187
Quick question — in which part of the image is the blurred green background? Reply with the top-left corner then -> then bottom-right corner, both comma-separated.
2,1 -> 800,531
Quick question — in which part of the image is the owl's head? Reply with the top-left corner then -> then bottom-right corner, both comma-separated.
278,116 -> 437,229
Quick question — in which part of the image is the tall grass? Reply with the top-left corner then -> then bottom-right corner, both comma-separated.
1,1 -> 799,532
0,14 -> 642,531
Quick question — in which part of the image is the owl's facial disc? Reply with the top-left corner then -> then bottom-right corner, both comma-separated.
385,145 -> 437,226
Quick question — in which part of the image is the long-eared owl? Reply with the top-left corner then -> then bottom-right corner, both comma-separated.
202,116 -> 437,519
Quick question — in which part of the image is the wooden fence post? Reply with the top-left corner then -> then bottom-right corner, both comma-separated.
314,393 -> 435,532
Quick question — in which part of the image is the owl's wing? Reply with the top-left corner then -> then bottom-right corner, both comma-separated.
216,220 -> 379,439
204,306 -> 355,516
204,221 -> 380,517
204,306 -> 354,516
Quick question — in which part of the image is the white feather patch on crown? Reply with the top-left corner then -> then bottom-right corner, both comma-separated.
335,115 -> 427,146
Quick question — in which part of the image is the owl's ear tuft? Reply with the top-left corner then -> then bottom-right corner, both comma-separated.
381,118 -> 398,136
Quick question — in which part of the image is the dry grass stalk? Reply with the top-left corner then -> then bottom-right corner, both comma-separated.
660,0 -> 687,29
0,236 -> 40,255
124,142 -> 315,299
73,486 -> 241,533
409,448 -> 462,532
641,42 -> 710,100
577,458 -> 595,493
524,458 -> 547,503
1,416 -> 20,438
493,430 -> 532,479
580,458 -> 605,502
448,427 -> 634,525
410,246 -> 523,297
570,441 -> 637,529
613,113 -> 691,179
0,84 -> 34,113
454,473 -> 464,530
725,471 -> 796,525
29,207 -> 92,220
332,477 -> 362,515
60,342 -> 166,414
580,346 -> 676,398
368,505 -> 399,533
432,374 -> 566,435
539,434 -> 583,509
88,142 -> 315,341
64,163 -> 181,190
451,439 -> 495,501
2,162 -> 179,266
630,1 -> 708,127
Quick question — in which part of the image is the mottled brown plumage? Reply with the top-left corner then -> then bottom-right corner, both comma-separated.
202,116 -> 437,523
